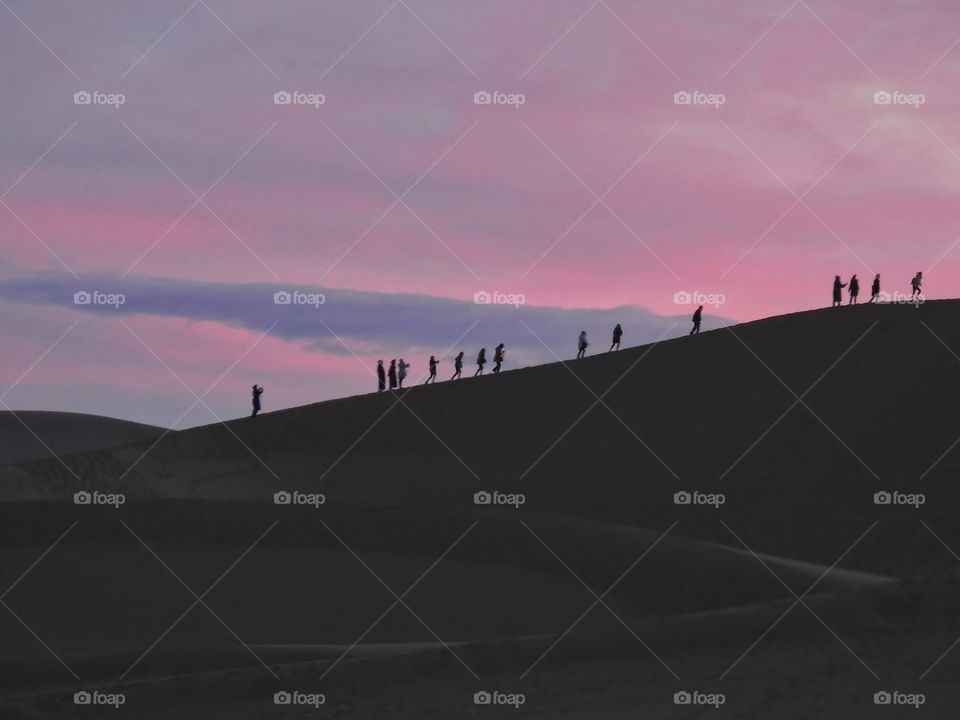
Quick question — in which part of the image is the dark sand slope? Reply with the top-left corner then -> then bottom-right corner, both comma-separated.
0,411 -> 164,466
3,301 -> 960,718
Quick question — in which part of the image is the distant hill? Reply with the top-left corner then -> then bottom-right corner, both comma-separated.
0,411 -> 164,466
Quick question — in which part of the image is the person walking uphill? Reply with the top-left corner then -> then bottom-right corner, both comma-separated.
577,331 -> 589,359
452,351 -> 464,380
398,359 -> 410,388
870,274 -> 881,303
377,360 -> 386,391
848,274 -> 859,305
832,276 -> 846,307
493,343 -> 505,374
251,384 -> 263,417
690,305 -> 702,335
425,356 -> 438,384
610,324 -> 622,352
388,359 -> 398,390
911,271 -> 923,299
475,348 -> 486,376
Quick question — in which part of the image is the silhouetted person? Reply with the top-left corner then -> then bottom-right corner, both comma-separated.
475,348 -> 486,376
493,343 -> 505,374
388,359 -> 398,390
398,359 -> 410,388
911,271 -> 923,299
251,384 -> 263,417
426,356 -> 438,384
690,305 -> 702,335
832,275 -> 846,307
609,323 -> 622,351
377,360 -> 386,391
848,274 -> 859,305
452,351 -> 464,380
577,331 -> 589,359
870,274 -> 880,303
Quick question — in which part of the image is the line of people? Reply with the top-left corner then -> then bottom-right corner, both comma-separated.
831,272 -> 922,306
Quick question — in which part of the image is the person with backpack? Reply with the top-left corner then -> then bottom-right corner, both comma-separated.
475,348 -> 486,376
911,271 -> 923,299
398,359 -> 410,388
425,356 -> 438,384
832,276 -> 846,307
609,324 -> 622,351
451,351 -> 464,380
492,343 -> 505,374
577,331 -> 589,359
690,306 -> 702,335
848,274 -> 859,305
869,274 -> 881,303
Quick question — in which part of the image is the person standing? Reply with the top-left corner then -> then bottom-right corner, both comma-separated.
426,356 -> 438,384
832,276 -> 846,307
870,274 -> 881,303
848,275 -> 859,305
475,348 -> 486,376
398,359 -> 410,388
609,324 -> 622,351
492,343 -> 505,374
377,360 -> 386,391
452,351 -> 464,380
388,359 -> 398,390
251,384 -> 263,417
911,271 -> 923,299
690,306 -> 702,335
577,331 -> 589,359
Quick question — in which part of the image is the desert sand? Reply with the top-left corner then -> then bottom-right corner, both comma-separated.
3,301 -> 960,717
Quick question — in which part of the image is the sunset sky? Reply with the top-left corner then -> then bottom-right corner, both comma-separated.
2,0 -> 960,427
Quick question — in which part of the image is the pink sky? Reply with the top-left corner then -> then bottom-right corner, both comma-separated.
2,0 -> 960,425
